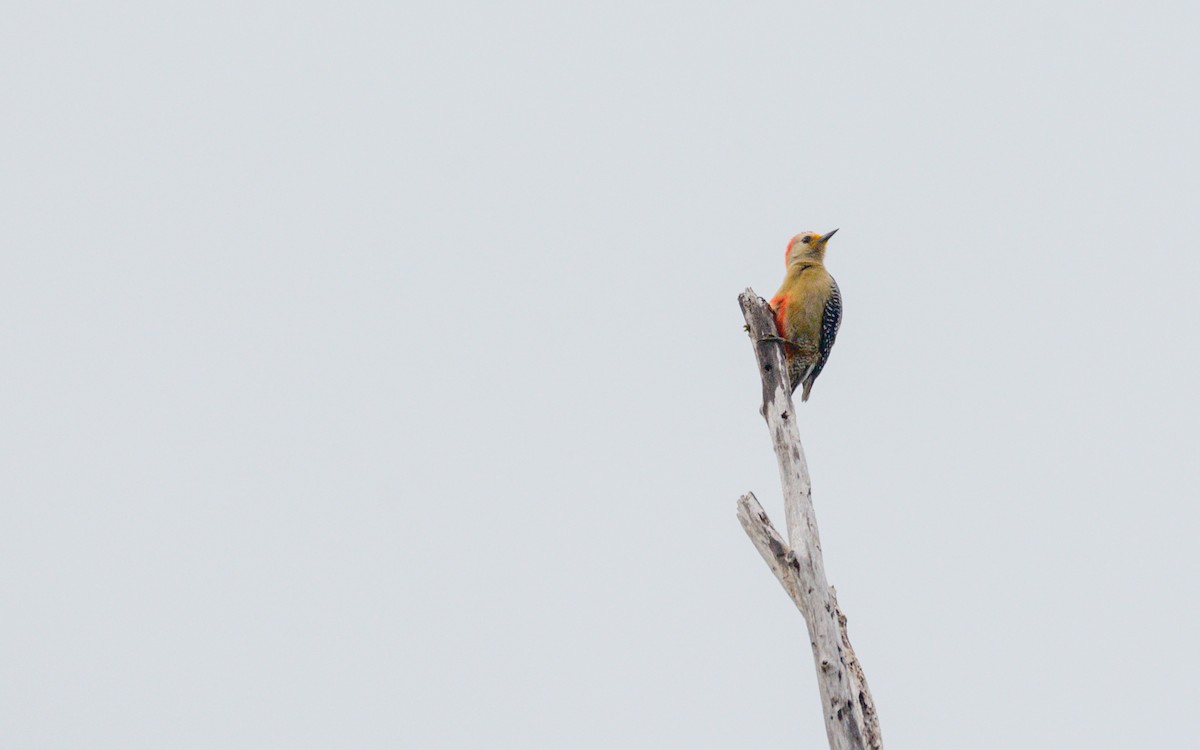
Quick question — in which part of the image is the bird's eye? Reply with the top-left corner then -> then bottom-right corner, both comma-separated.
801,236 -> 812,244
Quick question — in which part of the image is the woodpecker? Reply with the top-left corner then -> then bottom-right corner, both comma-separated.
768,229 -> 842,401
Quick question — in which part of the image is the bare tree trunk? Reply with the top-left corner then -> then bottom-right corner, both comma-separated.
736,289 -> 882,750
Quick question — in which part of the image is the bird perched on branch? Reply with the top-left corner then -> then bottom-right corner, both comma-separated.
768,229 -> 842,401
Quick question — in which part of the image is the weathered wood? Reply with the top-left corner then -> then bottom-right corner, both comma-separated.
737,289 -> 881,750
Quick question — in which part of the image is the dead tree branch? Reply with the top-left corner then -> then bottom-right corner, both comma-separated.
737,288 -> 881,750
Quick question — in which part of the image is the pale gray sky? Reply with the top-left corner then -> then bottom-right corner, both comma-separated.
2,1 -> 1198,748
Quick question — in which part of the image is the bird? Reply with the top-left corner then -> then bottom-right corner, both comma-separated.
768,229 -> 843,401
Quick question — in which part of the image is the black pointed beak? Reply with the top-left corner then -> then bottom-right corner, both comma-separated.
820,228 -> 839,243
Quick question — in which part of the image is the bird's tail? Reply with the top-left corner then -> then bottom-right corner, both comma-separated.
790,360 -> 816,402
800,378 -> 814,402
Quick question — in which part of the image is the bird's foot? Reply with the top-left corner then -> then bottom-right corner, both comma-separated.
758,334 -> 794,347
